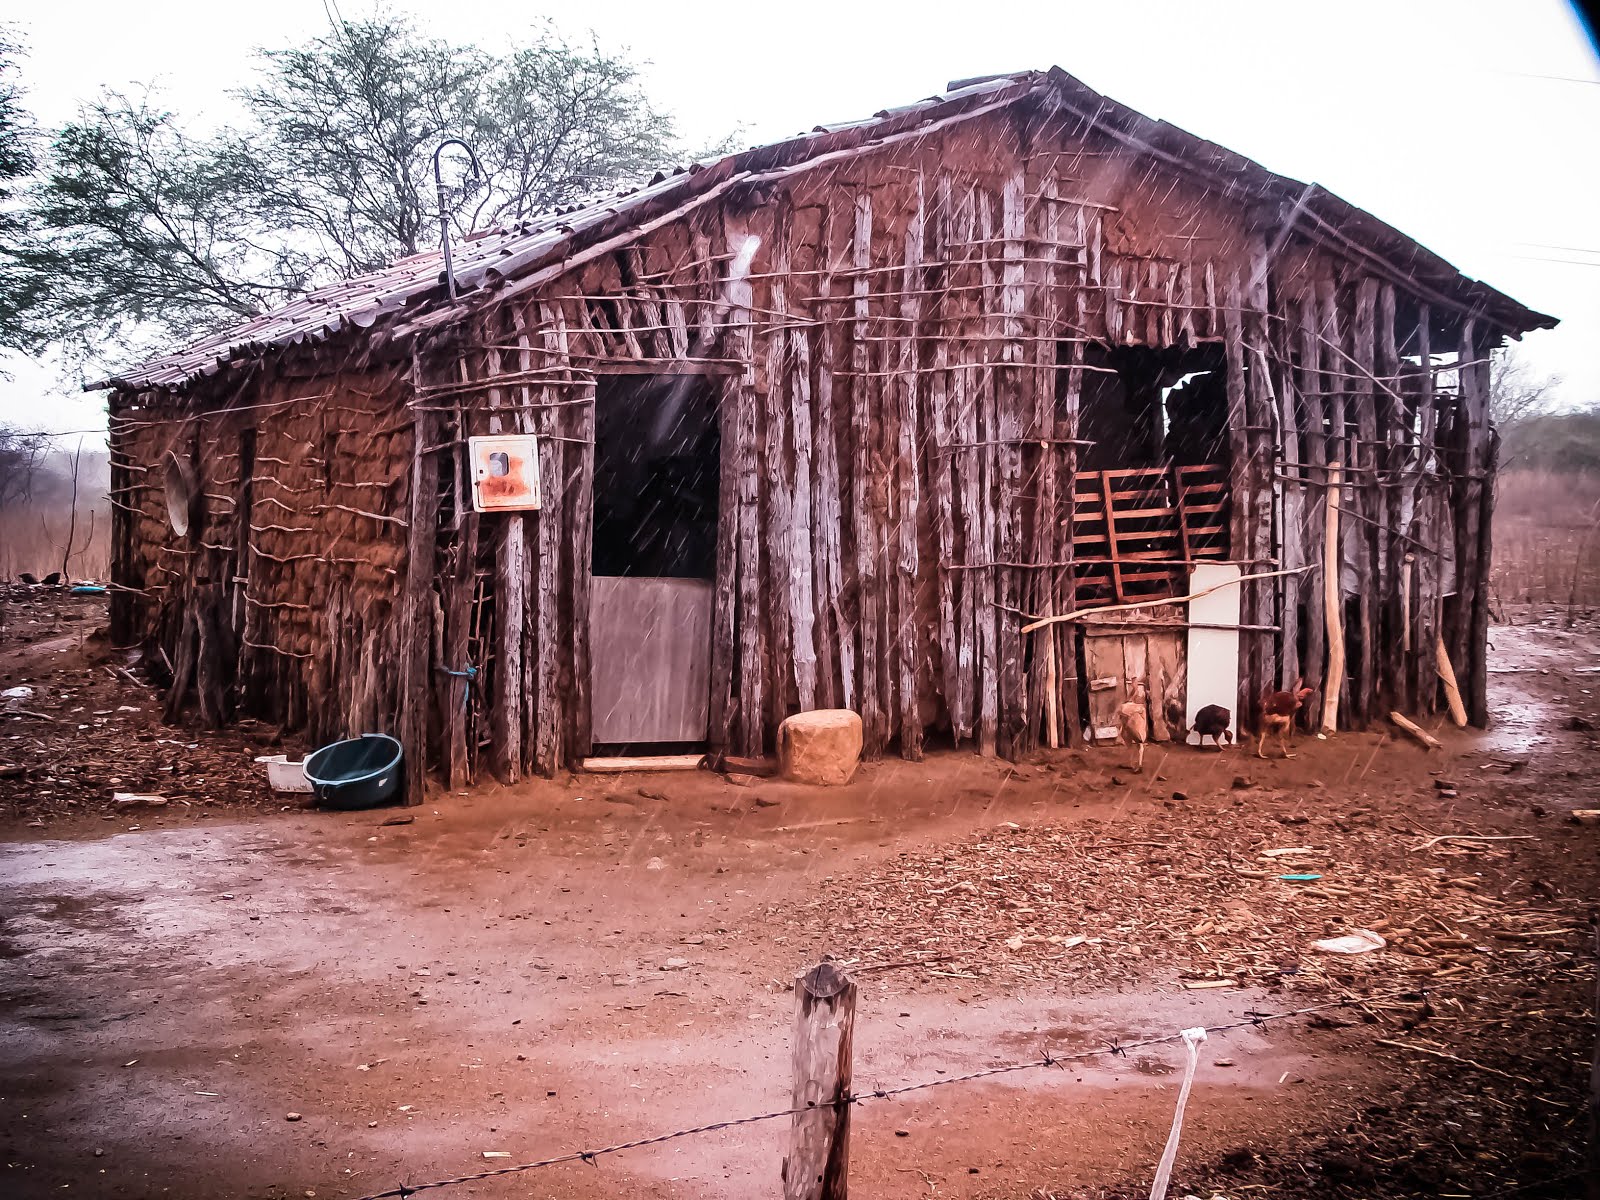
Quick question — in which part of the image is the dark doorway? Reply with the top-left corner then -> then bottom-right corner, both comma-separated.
592,374 -> 720,577
589,374 -> 722,748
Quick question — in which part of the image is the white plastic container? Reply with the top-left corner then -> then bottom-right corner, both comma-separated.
256,754 -> 313,793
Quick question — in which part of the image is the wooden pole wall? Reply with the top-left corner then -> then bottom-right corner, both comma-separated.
402,132 -> 1508,777
113,109 -> 1517,792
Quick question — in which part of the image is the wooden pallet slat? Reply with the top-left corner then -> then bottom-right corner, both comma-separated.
1068,460 -> 1229,604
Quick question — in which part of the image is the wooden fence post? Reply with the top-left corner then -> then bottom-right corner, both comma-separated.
1587,929 -> 1599,1200
783,962 -> 856,1200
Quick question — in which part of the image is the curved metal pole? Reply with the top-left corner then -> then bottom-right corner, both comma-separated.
433,138 -> 483,302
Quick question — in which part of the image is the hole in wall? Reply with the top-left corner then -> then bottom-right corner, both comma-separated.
1069,342 -> 1229,471
163,452 -> 193,537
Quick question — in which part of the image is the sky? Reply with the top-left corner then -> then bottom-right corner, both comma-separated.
3,0 -> 1597,444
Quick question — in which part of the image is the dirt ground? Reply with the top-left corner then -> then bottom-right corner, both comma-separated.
0,592 -> 1595,1199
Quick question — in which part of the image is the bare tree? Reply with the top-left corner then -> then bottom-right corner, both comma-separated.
1490,347 -> 1561,429
0,423 -> 49,510
13,14 -> 695,367
59,439 -> 85,579
38,439 -> 94,581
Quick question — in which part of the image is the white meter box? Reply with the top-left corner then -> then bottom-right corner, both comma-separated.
468,435 -> 541,512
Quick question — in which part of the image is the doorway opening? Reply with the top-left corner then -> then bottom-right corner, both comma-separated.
589,373 -> 721,750
1061,342 -> 1232,751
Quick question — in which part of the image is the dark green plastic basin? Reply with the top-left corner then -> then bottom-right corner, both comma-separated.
304,734 -> 403,810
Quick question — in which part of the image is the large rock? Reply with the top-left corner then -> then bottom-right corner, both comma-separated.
778,709 -> 863,786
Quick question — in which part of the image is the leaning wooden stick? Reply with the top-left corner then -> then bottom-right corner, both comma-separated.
1435,637 -> 1468,727
1321,461 -> 1344,736
1017,565 -> 1314,634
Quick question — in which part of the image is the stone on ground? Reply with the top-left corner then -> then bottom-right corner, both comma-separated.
778,709 -> 863,786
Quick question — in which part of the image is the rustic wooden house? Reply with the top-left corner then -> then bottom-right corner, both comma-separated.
97,69 -> 1554,801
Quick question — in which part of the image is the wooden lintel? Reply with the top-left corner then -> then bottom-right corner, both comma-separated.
587,359 -> 744,377
1084,621 -> 1280,634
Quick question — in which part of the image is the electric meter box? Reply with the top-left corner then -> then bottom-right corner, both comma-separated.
468,435 -> 541,512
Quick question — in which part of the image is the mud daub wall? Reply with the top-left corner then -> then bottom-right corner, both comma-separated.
415,99 -> 1498,783
109,367 -> 413,744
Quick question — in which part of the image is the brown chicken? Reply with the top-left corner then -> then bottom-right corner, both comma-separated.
1116,683 -> 1150,772
1256,680 -> 1315,759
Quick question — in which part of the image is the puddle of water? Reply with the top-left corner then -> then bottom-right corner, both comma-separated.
1481,698 -> 1554,754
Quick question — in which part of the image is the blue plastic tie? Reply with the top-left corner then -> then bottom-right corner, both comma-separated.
438,664 -> 477,710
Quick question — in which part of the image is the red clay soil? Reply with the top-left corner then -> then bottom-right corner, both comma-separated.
0,592 -> 1594,1199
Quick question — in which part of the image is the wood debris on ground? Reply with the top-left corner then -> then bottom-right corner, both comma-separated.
0,588 -> 273,818
770,801 -> 1585,997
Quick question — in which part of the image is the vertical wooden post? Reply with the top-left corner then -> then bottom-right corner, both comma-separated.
1321,461 -> 1344,736
568,366 -> 597,763
486,317 -> 523,784
972,187 -> 999,758
708,367 -> 741,753
1376,283 -> 1406,714
1468,424 -> 1498,728
1351,279 -> 1379,725
848,192 -> 882,758
787,237 -> 819,718
1029,177 -> 1061,750
764,208 -> 797,734
1242,246 -> 1276,733
1222,272 -> 1254,730
400,356 -> 440,806
784,962 -> 856,1200
1452,319 -> 1489,708
996,169 -> 1028,758
511,304 -> 540,775
813,202 -> 850,713
728,213 -> 766,758
896,186 -> 924,761
533,303 -> 568,776
1267,289 -> 1300,697
443,367 -> 479,792
927,173 -> 962,743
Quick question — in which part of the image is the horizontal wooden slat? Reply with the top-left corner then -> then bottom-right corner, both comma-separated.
1079,466 -> 1172,482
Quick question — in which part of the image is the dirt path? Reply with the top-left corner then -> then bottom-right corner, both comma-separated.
0,611 -> 1594,1199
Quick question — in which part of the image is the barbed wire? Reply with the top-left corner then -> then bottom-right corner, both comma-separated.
352,1102 -> 815,1198
349,955 -> 1582,1200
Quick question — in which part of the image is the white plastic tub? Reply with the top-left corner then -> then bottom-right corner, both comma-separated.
255,754 -> 313,794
